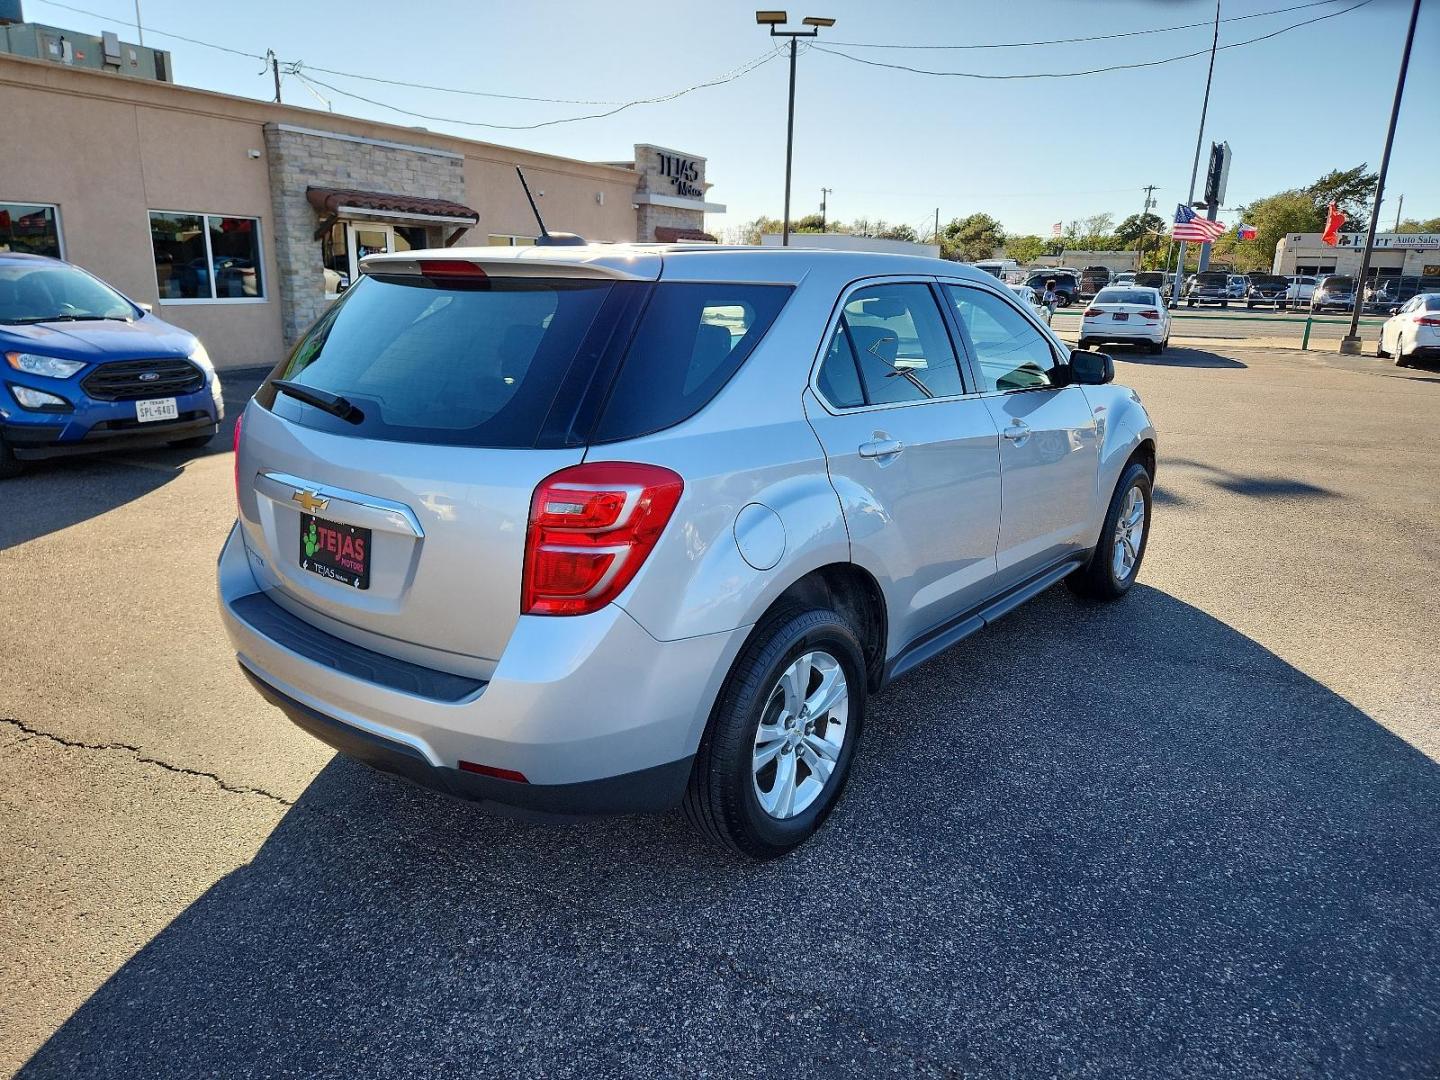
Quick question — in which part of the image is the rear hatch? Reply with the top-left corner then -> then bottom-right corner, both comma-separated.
235,251 -> 659,672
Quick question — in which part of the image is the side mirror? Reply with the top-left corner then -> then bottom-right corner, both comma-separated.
137,301 -> 153,314
1066,348 -> 1114,385
1389,306 -> 1401,316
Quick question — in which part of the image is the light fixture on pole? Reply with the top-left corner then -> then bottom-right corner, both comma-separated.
756,11 -> 836,247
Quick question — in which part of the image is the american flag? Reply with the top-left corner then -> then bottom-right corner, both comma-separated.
1172,204 -> 1227,242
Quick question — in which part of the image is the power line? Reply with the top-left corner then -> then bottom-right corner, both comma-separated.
824,0 -> 1343,49
31,0 -> 268,59
811,0 -> 1373,80
295,46 -> 790,131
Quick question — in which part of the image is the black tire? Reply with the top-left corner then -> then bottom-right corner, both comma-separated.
1186,299 -> 1195,308
1149,339 -> 1164,355
1220,300 -> 1229,308
1078,339 -> 1092,350
1067,461 -> 1152,601
684,606 -> 867,859
1395,346 -> 1411,368
1246,302 -> 1255,310
1058,295 -> 1072,309
168,433 -> 214,449
1376,336 -> 1389,359
1279,302 -> 1288,311
0,435 -> 22,480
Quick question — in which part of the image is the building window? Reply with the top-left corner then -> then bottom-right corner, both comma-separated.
149,211 -> 264,302
487,234 -> 536,247
0,202 -> 63,258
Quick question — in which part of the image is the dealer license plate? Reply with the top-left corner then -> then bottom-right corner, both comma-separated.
299,513 -> 372,590
1113,312 -> 1129,321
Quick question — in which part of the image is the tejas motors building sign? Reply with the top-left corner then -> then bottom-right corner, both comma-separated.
656,152 -> 703,198
631,144 -> 723,212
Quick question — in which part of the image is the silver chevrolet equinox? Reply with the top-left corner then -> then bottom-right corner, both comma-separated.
219,245 -> 1157,857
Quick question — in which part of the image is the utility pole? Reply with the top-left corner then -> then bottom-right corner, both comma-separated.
1393,193 -> 1404,231
933,207 -> 940,246
266,50 -> 282,103
1340,0 -> 1421,354
133,0 -> 143,45
1137,184 -> 1157,267
757,13 -> 835,246
820,187 -> 832,229
1173,0 -> 1222,305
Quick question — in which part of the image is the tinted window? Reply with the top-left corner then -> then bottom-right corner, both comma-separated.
1321,276 -> 1355,290
817,283 -> 963,407
262,275 -> 617,448
1195,273 -> 1228,286
592,283 -> 790,441
1093,290 -> 1159,306
1427,296 -> 1440,311
946,286 -> 1057,392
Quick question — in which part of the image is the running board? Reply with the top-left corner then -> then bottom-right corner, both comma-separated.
883,558 -> 1085,685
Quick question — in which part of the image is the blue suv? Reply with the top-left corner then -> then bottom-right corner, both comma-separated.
0,253 -> 223,477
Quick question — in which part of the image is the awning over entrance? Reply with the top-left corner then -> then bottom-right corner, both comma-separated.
306,186 -> 479,226
653,226 -> 717,243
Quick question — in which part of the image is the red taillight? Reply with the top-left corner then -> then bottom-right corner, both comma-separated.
522,462 -> 684,616
420,260 -> 487,280
1083,307 -> 1102,317
232,412 -> 244,506
1417,317 -> 1440,327
1140,309 -> 1161,319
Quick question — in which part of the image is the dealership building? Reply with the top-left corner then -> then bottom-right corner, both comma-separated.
0,30 -> 723,369
1272,231 -> 1440,279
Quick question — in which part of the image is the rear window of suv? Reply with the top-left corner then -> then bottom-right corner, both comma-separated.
258,273 -> 790,449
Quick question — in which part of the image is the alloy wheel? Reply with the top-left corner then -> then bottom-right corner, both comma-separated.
1112,485 -> 1146,581
752,650 -> 849,820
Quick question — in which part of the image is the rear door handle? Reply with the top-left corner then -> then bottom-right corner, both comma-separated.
1002,421 -> 1031,443
858,438 -> 905,459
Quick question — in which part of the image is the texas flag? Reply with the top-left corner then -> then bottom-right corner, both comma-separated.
1236,223 -> 1258,241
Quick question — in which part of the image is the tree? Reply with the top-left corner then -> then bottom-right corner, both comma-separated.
1067,213 -> 1116,251
1397,216 -> 1440,232
1306,165 -> 1378,232
1004,234 -> 1048,265
877,223 -> 919,242
1213,189 -> 1323,273
791,212 -> 846,233
732,215 -> 785,245
1115,212 -> 1167,249
938,213 -> 1006,262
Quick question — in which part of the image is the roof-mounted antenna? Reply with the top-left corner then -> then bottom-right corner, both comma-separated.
516,167 -> 587,246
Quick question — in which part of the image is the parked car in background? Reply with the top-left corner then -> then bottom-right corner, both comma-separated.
1110,272 -> 1137,288
1079,266 -> 1112,298
0,253 -> 223,477
1284,275 -> 1318,308
1226,275 -> 1250,301
1246,274 -> 1291,309
1080,287 -> 1171,354
973,259 -> 1019,279
220,245 -> 1157,857
1008,283 -> 1048,320
1184,271 -> 1233,307
1311,275 -> 1357,313
1133,272 -> 1173,307
1023,269 -> 1079,307
1377,293 -> 1440,367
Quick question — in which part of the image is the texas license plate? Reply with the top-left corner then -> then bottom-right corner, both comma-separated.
135,397 -> 178,423
299,513 -> 371,589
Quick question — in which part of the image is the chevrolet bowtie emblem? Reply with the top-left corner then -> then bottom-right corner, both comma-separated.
291,489 -> 329,514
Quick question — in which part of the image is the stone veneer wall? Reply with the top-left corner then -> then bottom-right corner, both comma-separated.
264,123 -> 467,343
636,201 -> 707,242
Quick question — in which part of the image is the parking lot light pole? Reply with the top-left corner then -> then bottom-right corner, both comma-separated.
1172,0 -> 1222,307
756,11 -> 835,246
1339,0 -> 1421,355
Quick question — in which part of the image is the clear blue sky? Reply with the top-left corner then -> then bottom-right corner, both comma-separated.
30,0 -> 1439,238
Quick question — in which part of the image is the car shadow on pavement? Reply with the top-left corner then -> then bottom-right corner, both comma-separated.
1112,345 -> 1247,369
0,368 -> 266,552
1165,458 -> 1338,501
18,585 -> 1440,1077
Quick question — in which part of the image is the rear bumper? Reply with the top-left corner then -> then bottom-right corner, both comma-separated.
1082,322 -> 1165,344
217,522 -> 743,817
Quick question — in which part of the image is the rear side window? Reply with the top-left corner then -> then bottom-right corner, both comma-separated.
590,283 -> 790,442
816,283 -> 964,408
259,275 -> 618,448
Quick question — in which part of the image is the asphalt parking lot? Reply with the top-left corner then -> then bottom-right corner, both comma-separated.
3,345 -> 1438,1078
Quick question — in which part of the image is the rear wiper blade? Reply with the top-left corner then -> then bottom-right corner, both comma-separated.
271,379 -> 364,423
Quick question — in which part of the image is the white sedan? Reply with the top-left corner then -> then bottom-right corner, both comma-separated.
1377,293 -> 1440,368
1008,283 -> 1049,320
1079,286 -> 1172,355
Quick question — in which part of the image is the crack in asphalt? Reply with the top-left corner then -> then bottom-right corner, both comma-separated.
0,718 -> 294,807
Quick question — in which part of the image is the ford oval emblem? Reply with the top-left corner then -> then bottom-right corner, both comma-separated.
138,372 -> 161,382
